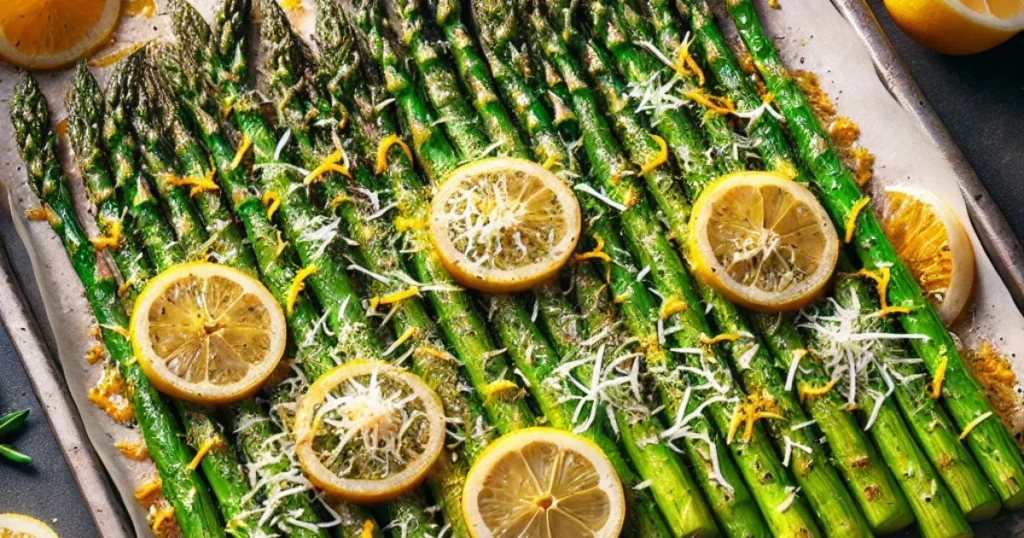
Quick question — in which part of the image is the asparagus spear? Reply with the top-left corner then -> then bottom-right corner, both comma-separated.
527,6 -> 829,537
125,50 -> 361,536
12,71 -> 225,538
140,63 -> 259,274
724,0 -> 1024,509
800,274 -> 973,538
390,0 -> 493,160
69,58 -> 270,537
281,0 -> 670,534
654,0 -> 1001,523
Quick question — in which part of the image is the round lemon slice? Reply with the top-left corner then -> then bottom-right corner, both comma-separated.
429,158 -> 582,294
884,0 -> 1024,55
880,186 -> 975,326
463,427 -> 625,538
688,171 -> 840,312
0,0 -> 121,70
0,514 -> 58,538
294,361 -> 446,503
129,262 -> 287,405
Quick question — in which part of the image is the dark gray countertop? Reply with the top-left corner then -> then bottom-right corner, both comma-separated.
0,3 -> 1021,537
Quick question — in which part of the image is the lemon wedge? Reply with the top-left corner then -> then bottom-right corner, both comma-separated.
880,186 -> 975,326
0,0 -> 121,70
294,361 -> 446,503
687,171 -> 840,312
884,0 -> 1024,54
129,262 -> 287,405
0,514 -> 58,538
429,158 -> 582,294
463,427 -> 625,538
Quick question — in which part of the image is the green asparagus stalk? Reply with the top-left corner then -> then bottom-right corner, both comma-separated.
646,0 -> 914,527
140,63 -> 259,275
314,6 -> 496,464
100,59 -> 185,276
430,0 -> 532,159
319,0 -> 540,440
125,62 -> 208,261
316,0 -> 497,471
724,0 -> 1024,509
12,71 -> 225,538
282,0 -> 663,532
69,58 -> 268,537
162,48 -> 399,537
260,1 -> 494,534
208,0 -> 445,534
266,2 -> 506,535
390,0 -> 493,159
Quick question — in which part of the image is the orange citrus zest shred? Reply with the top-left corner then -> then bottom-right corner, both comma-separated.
639,134 -> 668,176
286,265 -> 319,316
930,356 -> 948,400
369,286 -> 420,310
228,136 -> 252,171
375,134 -> 413,175
845,196 -> 871,244
262,191 -> 281,221
304,149 -> 351,185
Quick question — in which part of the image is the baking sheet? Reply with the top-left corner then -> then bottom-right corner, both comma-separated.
0,0 -> 1021,536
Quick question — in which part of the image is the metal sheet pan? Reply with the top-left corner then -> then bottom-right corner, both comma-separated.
0,0 -> 1021,535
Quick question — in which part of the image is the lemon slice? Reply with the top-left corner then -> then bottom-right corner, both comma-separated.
688,171 -> 840,312
0,514 -> 58,538
294,361 -> 446,503
0,0 -> 121,70
129,262 -> 287,405
884,0 -> 1024,54
463,427 -> 625,538
880,186 -> 975,326
429,158 -> 582,293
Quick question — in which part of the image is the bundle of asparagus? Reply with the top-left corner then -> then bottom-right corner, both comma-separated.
8,0 -> 1022,537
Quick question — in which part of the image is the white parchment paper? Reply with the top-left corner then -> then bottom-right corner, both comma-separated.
0,0 -> 1020,534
